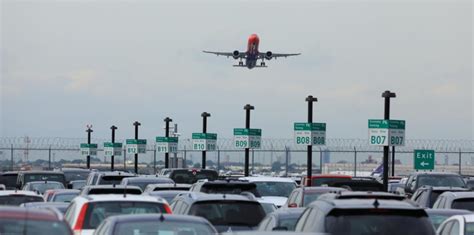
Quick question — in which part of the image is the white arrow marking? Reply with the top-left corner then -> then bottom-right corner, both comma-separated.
420,162 -> 429,167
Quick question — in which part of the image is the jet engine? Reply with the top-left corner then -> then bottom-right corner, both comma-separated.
265,51 -> 273,60
233,50 -> 240,59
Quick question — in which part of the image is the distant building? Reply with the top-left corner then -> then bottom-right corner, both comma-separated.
322,150 -> 330,164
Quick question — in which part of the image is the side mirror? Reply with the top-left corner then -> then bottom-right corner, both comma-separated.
404,185 -> 412,194
273,226 -> 288,231
67,183 -> 73,189
288,203 -> 298,208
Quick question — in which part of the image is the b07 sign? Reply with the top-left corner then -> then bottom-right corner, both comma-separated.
368,119 -> 405,146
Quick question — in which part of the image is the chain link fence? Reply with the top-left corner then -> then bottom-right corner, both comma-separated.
1,137 -> 473,175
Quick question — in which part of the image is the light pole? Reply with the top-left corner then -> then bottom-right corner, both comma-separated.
86,125 -> 93,169
164,117 -> 172,168
201,112 -> 211,169
133,121 -> 141,174
305,95 -> 318,186
110,125 -> 117,171
243,104 -> 254,176
382,90 -> 396,191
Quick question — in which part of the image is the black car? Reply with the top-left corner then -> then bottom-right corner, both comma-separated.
411,186 -> 469,208
404,172 -> 466,195
168,169 -> 218,184
16,171 -> 66,189
190,180 -> 260,196
0,172 -> 18,190
328,177 -> 384,191
80,185 -> 142,196
58,168 -> 90,188
294,191 -> 436,235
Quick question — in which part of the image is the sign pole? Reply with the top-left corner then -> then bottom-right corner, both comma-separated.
201,112 -> 211,169
111,125 -> 117,171
133,121 -> 141,174
305,95 -> 317,186
391,146 -> 395,176
244,104 -> 254,176
86,127 -> 93,169
382,90 -> 396,191
164,117 -> 172,168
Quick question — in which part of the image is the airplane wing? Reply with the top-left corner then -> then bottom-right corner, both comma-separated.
202,51 -> 246,58
258,52 -> 301,59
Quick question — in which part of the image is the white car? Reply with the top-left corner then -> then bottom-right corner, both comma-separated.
437,214 -> 474,235
64,194 -> 171,235
239,176 -> 297,207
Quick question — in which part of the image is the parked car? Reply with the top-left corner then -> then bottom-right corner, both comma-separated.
69,180 -> 87,189
120,176 -> 174,191
301,174 -> 352,186
93,171 -> 136,185
22,181 -> 65,194
294,191 -> 435,234
0,171 -> 18,190
0,206 -> 73,234
433,191 -> 474,211
239,176 -> 297,207
143,190 -> 189,203
411,186 -> 469,208
44,189 -> 80,202
0,190 -> 44,205
190,179 -> 260,196
283,186 -> 347,208
171,192 -> 266,232
143,183 -> 191,192
64,194 -> 171,235
21,201 -> 70,214
16,171 -> 67,189
437,214 -> 474,235
425,208 -> 472,230
404,172 -> 466,196
94,214 -> 218,235
328,177 -> 384,191
58,168 -> 90,188
258,208 -> 306,231
168,168 -> 219,184
80,185 -> 142,196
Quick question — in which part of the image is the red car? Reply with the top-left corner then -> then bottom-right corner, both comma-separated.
301,174 -> 352,186
0,206 -> 73,234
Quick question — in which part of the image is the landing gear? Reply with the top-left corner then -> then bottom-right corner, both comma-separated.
260,62 -> 266,67
239,61 -> 244,66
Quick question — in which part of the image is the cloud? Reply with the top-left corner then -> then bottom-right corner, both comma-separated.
64,69 -> 97,93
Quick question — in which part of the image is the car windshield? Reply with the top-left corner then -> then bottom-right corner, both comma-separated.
303,192 -> 324,206
466,222 -> 474,234
170,170 -> 218,184
428,214 -> 454,229
452,198 -> 474,211
98,176 -> 130,185
53,193 -> 78,202
325,210 -> 434,235
83,201 -> 168,229
0,219 -> 71,234
29,183 -> 64,194
253,182 -> 296,197
25,174 -> 65,184
189,201 -> 265,227
71,181 -> 86,189
0,195 -> 44,205
115,220 -> 215,235
64,171 -> 89,182
417,175 -> 466,188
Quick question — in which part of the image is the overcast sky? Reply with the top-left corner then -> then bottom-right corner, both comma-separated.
1,0 -> 472,140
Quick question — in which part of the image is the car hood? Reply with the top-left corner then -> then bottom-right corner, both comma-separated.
259,196 -> 288,207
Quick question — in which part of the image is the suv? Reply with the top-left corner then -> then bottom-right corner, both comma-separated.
58,168 -> 90,188
86,171 -> 136,186
171,192 -> 266,232
239,176 -> 297,207
167,169 -> 218,184
16,171 -> 66,189
0,171 -> 18,190
433,191 -> 474,211
328,177 -> 384,191
404,172 -> 466,196
80,185 -> 142,196
411,186 -> 469,208
120,176 -> 174,191
189,180 -> 260,196
294,192 -> 436,234
64,194 -> 171,235
0,190 -> 44,205
0,206 -> 73,234
143,183 -> 191,192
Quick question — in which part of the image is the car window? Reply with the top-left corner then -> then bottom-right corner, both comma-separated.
452,198 -> 474,211
465,222 -> 474,235
440,221 -> 453,235
0,195 -> 43,206
295,191 -> 302,206
0,219 -> 71,234
189,201 -> 265,227
417,175 -> 466,189
434,196 -> 445,208
303,192 -> 325,207
450,220 -> 460,234
253,182 -> 296,197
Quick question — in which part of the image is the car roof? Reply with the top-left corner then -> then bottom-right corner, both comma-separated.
0,190 -> 44,196
271,208 -> 306,219
26,181 -> 63,184
107,213 -> 212,224
77,194 -> 163,202
22,202 -> 70,207
300,186 -> 348,193
0,172 -> 18,176
418,186 -> 468,192
60,168 -> 90,172
123,177 -> 173,182
411,172 -> 461,176
310,174 -> 352,178
440,191 -> 474,199
316,198 -> 420,210
98,171 -> 136,176
179,192 -> 255,202
148,183 -> 191,188
0,206 -> 62,221
425,208 -> 472,215
19,171 -> 64,174
239,177 -> 296,183
462,214 -> 474,222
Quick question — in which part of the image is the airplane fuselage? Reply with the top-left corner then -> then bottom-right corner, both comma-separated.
245,34 -> 260,69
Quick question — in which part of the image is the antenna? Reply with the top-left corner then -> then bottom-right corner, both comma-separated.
159,213 -> 165,222
123,182 -> 127,198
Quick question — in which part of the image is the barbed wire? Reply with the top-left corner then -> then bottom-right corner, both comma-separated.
0,137 -> 473,152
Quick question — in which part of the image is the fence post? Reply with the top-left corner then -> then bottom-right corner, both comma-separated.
217,149 -> 220,171
153,145 -> 157,174
459,148 -> 462,175
48,145 -> 52,170
285,147 -> 289,177
123,149 -> 126,172
252,149 -> 255,174
319,147 -> 323,174
10,144 -> 13,171
354,147 -> 357,177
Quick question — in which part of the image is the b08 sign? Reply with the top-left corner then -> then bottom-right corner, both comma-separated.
294,123 -> 326,146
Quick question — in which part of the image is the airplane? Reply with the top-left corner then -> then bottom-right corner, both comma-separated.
203,34 -> 300,69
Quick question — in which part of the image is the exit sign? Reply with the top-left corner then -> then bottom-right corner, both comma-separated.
414,149 -> 435,170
